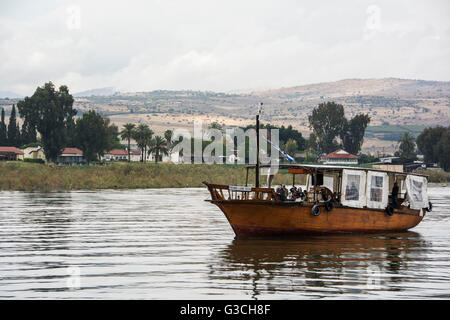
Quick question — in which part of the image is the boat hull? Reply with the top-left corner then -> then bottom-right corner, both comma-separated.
212,200 -> 424,237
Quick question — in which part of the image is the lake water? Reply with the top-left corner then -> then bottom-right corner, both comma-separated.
0,187 -> 449,299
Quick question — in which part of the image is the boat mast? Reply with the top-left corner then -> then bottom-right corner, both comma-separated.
255,102 -> 262,188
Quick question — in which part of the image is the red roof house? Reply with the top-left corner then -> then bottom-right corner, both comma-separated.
57,147 -> 84,164
106,149 -> 128,156
0,146 -> 24,160
103,149 -> 128,161
321,149 -> 359,165
61,148 -> 83,155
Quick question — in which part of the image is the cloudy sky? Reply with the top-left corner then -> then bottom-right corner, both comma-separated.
1,0 -> 449,96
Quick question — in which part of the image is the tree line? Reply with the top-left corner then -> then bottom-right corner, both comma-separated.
120,123 -> 172,163
7,82 -> 119,163
1,82 -> 173,164
417,126 -> 450,171
0,104 -> 31,148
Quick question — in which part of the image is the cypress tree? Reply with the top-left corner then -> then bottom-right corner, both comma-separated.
7,105 -> 19,146
0,108 -> 7,145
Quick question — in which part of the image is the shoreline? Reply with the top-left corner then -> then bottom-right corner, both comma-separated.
0,162 -> 254,191
1,162 -> 448,192
0,162 -> 261,192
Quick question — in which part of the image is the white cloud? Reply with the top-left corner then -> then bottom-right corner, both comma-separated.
0,0 -> 449,95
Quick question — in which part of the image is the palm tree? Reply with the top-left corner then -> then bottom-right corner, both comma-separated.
148,136 -> 169,163
132,124 -> 154,162
120,123 -> 135,162
164,129 -> 173,152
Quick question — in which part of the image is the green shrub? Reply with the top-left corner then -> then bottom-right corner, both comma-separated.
23,158 -> 45,164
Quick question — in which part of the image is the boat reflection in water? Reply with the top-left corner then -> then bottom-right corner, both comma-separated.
209,232 -> 431,299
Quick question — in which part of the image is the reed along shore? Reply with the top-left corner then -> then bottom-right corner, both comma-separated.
0,162 -> 257,191
0,162 -> 267,192
1,162 -> 448,192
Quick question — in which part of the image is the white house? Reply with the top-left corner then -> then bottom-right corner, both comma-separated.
103,149 -> 128,161
23,146 -> 46,161
129,150 -> 142,162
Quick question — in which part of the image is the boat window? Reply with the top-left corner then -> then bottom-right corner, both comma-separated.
345,174 -> 360,201
366,171 -> 389,209
370,176 -> 383,202
341,169 -> 367,208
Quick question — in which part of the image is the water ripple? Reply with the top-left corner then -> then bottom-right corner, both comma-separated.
0,187 -> 449,299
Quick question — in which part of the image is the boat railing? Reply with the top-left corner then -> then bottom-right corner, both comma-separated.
203,182 -> 279,202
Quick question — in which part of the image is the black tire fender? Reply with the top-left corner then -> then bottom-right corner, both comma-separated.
325,201 -> 334,212
385,205 -> 394,216
312,204 -> 321,216
426,201 -> 432,212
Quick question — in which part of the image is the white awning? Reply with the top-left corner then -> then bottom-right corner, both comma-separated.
341,169 -> 367,208
405,175 -> 428,210
366,171 -> 389,209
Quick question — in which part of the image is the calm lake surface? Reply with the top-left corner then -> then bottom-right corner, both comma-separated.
1,186 -> 449,299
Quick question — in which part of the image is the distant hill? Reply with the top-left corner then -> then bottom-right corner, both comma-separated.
73,77 -> 450,127
73,87 -> 116,97
44,78 -> 447,154
255,78 -> 449,99
0,91 -> 22,99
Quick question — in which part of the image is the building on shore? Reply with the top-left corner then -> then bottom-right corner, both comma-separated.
56,148 -> 85,164
320,149 -> 359,165
0,146 -> 24,161
23,146 -> 46,162
147,150 -> 180,163
102,149 -> 128,162
379,156 -> 400,164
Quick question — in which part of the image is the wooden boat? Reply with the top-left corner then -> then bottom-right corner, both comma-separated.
204,109 -> 431,237
204,164 -> 431,236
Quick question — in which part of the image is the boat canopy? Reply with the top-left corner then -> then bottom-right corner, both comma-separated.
405,174 -> 429,210
341,169 -> 367,208
246,164 -> 428,210
245,163 -> 428,177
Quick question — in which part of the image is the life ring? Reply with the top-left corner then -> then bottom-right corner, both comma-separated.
325,200 -> 334,212
312,205 -> 321,216
426,201 -> 433,212
385,205 -> 394,216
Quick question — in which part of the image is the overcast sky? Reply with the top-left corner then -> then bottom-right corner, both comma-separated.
1,0 -> 449,96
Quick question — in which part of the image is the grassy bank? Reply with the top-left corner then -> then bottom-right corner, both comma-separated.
0,162 -> 297,191
0,162 -> 262,191
2,162 -> 447,192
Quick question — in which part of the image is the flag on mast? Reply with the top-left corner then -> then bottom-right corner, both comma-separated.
263,137 -> 295,162
258,102 -> 263,115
